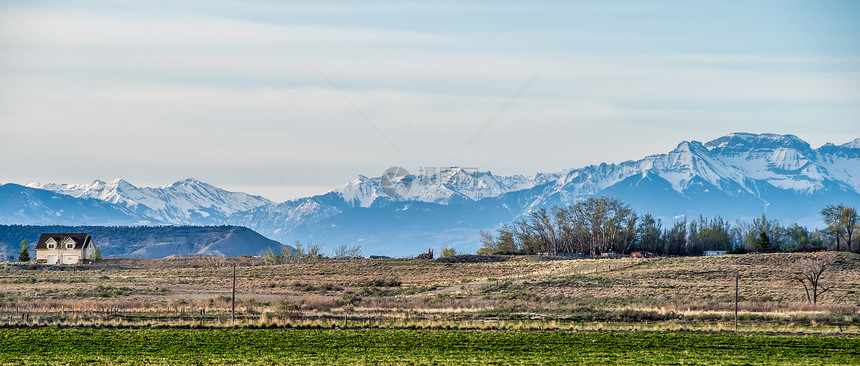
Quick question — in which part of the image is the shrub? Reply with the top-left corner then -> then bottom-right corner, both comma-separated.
337,293 -> 362,306
293,282 -> 343,292
92,248 -> 103,262
274,300 -> 301,320
362,278 -> 402,287
440,247 -> 457,258
726,246 -> 748,254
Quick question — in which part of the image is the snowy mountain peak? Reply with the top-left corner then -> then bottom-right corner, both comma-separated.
542,132 -> 857,202
842,138 -> 860,149
671,140 -> 703,152
174,177 -> 202,186
705,132 -> 811,154
326,167 -> 544,207
105,178 -> 136,191
330,175 -> 382,208
30,178 -> 273,225
159,178 -> 203,189
354,175 -> 373,183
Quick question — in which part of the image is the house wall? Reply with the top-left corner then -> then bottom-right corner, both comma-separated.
37,247 -> 63,264
84,244 -> 95,260
36,248 -> 52,261
37,248 -> 86,264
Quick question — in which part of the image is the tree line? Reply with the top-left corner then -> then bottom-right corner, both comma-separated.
478,197 -> 859,256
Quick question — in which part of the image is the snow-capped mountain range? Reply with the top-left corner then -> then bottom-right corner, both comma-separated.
324,133 -> 859,208
3,133 -> 859,256
26,178 -> 273,225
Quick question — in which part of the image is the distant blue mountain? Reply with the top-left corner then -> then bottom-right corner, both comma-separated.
0,184 -> 150,225
6,133 -> 860,257
226,133 -> 860,256
0,224 -> 288,260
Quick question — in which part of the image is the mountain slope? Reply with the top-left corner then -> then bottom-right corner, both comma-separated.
4,133 -> 858,257
0,225 -> 288,259
326,168 -> 546,208
225,133 -> 860,256
28,178 -> 273,225
0,184 -> 152,226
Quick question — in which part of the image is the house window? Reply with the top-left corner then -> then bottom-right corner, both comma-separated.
66,243 -> 74,249
48,243 -> 55,249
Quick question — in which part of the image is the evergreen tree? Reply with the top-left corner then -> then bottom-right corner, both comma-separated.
755,232 -> 771,252
18,240 -> 30,262
742,214 -> 785,251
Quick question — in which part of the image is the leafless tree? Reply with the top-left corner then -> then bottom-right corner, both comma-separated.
790,255 -> 838,305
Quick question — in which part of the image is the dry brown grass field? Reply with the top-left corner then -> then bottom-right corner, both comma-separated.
1,252 -> 858,333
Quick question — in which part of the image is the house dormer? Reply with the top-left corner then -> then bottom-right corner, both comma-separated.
64,237 -> 76,249
46,238 -> 57,249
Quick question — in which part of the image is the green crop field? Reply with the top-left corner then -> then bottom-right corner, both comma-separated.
3,254 -> 860,364
1,328 -> 859,365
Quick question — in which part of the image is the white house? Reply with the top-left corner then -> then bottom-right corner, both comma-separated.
35,233 -> 96,264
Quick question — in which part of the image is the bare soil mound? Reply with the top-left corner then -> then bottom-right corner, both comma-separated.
433,255 -> 508,263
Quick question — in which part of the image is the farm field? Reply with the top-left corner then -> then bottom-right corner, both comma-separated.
2,328 -> 860,365
1,252 -> 859,333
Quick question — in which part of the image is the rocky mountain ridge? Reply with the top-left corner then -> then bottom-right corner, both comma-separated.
5,133 -> 859,256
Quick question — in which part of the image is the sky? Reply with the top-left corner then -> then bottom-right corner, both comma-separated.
1,0 -> 859,202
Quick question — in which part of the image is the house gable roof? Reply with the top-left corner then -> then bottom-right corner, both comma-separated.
35,233 -> 93,250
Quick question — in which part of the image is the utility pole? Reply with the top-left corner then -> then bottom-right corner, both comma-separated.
232,263 -> 236,324
734,272 -> 739,332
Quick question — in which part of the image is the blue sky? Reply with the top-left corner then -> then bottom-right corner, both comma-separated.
1,1 -> 859,201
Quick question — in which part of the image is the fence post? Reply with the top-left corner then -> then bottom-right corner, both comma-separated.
232,263 -> 236,324
734,272 -> 739,332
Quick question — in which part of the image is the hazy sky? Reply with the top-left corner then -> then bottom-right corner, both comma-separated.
2,1 -> 859,202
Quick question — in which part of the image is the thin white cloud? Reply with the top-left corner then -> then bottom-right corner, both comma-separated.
1,2 -> 859,201
0,10 -> 443,47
